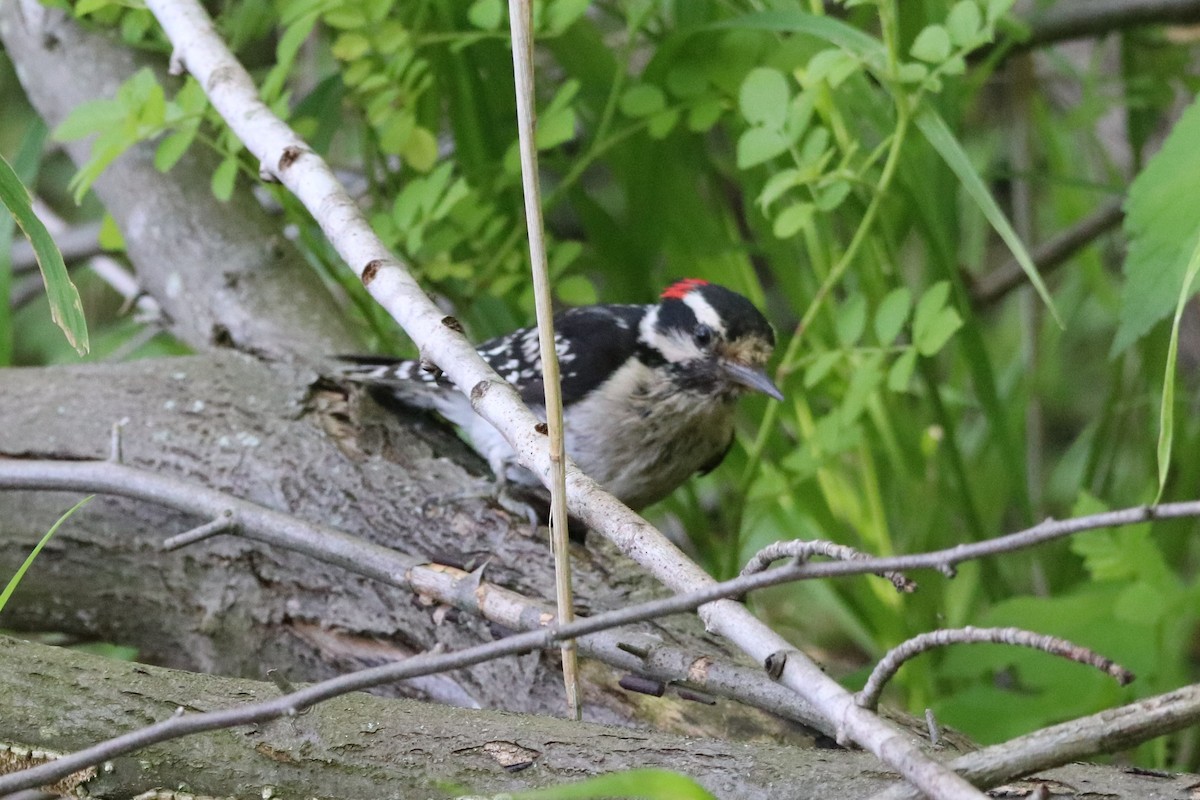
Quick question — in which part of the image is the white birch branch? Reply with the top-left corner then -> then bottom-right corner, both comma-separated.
137,3 -> 984,795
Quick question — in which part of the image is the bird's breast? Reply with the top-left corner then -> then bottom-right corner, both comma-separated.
563,360 -> 736,509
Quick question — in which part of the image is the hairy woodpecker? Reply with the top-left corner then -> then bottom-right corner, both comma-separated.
340,279 -> 782,515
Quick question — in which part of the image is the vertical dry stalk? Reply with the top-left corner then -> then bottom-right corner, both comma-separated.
506,0 -> 580,719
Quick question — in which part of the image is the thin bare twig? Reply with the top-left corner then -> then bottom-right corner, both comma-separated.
0,526 -> 839,794
507,0 -> 579,720
160,511 -> 238,550
0,457 -> 828,735
741,539 -> 917,593
735,503 -> 1200,583
1014,0 -> 1200,49
857,626 -> 1134,711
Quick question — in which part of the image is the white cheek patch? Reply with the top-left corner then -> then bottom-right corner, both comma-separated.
655,330 -> 704,363
639,307 -> 704,364
682,292 -> 725,336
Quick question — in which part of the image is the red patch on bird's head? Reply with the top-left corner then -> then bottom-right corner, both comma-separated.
660,278 -> 709,300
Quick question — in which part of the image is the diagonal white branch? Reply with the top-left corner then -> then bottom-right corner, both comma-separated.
139,3 -> 983,795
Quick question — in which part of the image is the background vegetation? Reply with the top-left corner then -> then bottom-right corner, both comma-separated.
4,0 -> 1199,770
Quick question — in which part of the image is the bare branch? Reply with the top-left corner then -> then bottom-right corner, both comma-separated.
729,503 -> 1200,583
872,683 -> 1200,800
971,199 -> 1125,306
0,457 -> 831,736
160,511 -> 237,550
0,514 -> 858,794
857,626 -> 1134,711
1015,0 -> 1200,49
741,539 -> 917,593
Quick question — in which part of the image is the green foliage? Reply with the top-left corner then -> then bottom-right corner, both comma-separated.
512,768 -> 716,800
1115,96 -> 1200,354
0,150 -> 89,355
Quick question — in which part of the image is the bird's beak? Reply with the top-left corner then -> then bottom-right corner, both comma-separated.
720,360 -> 784,401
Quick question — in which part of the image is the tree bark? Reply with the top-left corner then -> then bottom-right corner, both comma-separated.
0,634 -> 877,799
0,352 -> 805,739
0,0 -> 359,359
4,636 -> 1196,799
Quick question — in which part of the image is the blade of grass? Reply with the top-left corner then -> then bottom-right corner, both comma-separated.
914,106 -> 1062,328
0,120 -> 49,365
0,496 -> 92,613
0,150 -> 90,355
1155,232 -> 1200,503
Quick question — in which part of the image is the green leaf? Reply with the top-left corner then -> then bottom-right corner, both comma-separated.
804,350 -> 841,388
784,91 -> 816,144
947,1 -> 983,46
798,125 -> 830,167
739,67 -> 790,128
912,282 -> 963,356
53,97 -> 126,141
941,55 -> 967,76
709,11 -> 885,69
98,214 -> 125,251
815,179 -> 851,212
379,110 -> 416,155
836,294 -> 867,346
841,351 -> 884,423
619,84 -> 666,118
758,168 -> 801,210
897,62 -> 929,84
805,49 -> 860,88
556,274 -> 597,305
911,24 -> 952,63
1113,96 -> 1200,354
75,0 -> 115,15
888,348 -> 918,391
331,32 -> 371,60
154,121 -> 200,172
914,107 -> 1061,325
737,126 -> 789,169
1155,234 -> 1200,502
263,14 -> 318,101
537,106 -> 577,150
211,155 -> 238,201
467,0 -> 503,30
0,497 -> 92,613
772,202 -> 813,239
402,126 -> 439,172
666,65 -> 708,99
513,768 -> 716,800
874,286 -> 912,343
647,108 -> 680,139
0,153 -> 90,355
687,98 -> 725,132
987,0 -> 1017,23
545,0 -> 590,35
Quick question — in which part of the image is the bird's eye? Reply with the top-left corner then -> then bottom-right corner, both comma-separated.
693,324 -> 714,348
